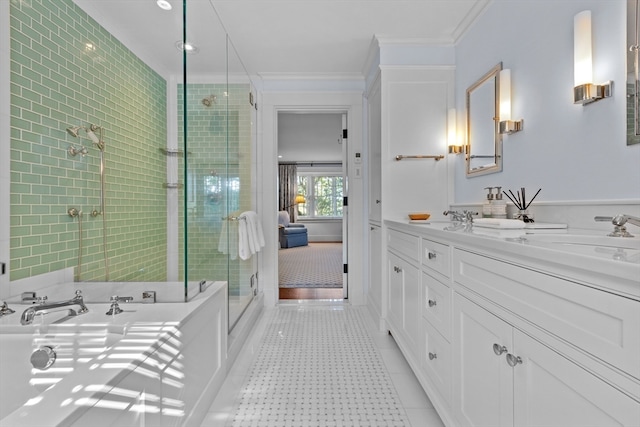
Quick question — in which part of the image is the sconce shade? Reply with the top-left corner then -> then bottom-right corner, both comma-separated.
447,108 -> 457,146
294,194 -> 306,204
499,69 -> 512,121
573,10 -> 612,105
574,10 -> 593,87
498,68 -> 523,134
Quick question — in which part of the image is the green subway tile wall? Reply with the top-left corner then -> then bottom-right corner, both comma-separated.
10,0 -> 168,281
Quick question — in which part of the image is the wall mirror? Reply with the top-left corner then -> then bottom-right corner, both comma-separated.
628,0 -> 640,145
466,62 -> 503,176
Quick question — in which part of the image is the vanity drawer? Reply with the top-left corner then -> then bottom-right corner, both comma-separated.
422,238 -> 450,278
423,271 -> 451,340
423,317 -> 452,406
453,248 -> 640,379
388,229 -> 420,262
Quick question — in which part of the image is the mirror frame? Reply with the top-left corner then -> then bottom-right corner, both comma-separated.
628,0 -> 640,145
466,62 -> 503,176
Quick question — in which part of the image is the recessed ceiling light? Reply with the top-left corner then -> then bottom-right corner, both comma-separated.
175,40 -> 199,54
157,0 -> 172,10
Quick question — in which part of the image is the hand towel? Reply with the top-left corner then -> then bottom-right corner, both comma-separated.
474,218 -> 526,229
238,211 -> 266,260
238,217 -> 251,260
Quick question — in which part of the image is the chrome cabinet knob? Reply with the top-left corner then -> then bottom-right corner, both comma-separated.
393,266 -> 402,273
428,299 -> 437,307
493,343 -> 508,356
428,352 -> 437,360
506,353 -> 523,367
427,251 -> 437,260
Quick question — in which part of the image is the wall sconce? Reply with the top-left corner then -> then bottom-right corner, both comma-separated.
573,10 -> 612,105
499,69 -> 523,134
447,108 -> 465,154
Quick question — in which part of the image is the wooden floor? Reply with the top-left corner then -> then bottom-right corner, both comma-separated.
279,287 -> 344,300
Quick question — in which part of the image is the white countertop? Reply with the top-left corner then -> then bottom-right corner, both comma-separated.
385,220 -> 640,299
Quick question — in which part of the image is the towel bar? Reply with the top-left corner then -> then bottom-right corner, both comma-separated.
395,154 -> 444,161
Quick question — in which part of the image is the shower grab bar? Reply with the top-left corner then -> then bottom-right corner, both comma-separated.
222,215 -> 247,221
395,154 -> 445,161
163,183 -> 184,189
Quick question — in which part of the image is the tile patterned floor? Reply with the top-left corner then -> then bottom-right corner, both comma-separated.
201,302 -> 445,427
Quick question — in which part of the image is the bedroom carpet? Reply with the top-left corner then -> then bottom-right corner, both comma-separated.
278,242 -> 343,288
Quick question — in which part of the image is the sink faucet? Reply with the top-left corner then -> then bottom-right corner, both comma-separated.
443,210 -> 478,224
20,290 -> 89,325
594,214 -> 640,237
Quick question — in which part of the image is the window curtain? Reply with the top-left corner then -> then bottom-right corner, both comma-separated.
278,163 -> 298,221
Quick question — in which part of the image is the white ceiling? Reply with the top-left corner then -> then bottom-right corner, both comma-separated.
73,0 -> 490,79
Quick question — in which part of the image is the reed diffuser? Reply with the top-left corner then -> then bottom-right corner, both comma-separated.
502,187 -> 541,223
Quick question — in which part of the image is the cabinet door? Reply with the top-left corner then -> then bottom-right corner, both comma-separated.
388,252 -> 404,330
388,251 -> 421,355
403,256 -> 421,354
454,294 -> 514,427
369,224 -> 382,314
513,329 -> 640,427
368,78 -> 382,221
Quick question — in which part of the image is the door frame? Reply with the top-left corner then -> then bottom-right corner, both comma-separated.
275,108 -> 349,300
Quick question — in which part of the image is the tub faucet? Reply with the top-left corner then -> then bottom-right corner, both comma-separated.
20,290 -> 89,325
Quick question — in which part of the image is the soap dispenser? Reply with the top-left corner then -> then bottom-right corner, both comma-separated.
483,187 -> 494,218
492,186 -> 507,219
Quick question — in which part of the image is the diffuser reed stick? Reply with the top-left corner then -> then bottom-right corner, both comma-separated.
503,187 -> 541,223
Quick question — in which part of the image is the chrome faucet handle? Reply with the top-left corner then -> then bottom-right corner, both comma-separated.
37,296 -> 48,305
106,295 -> 132,315
463,210 -> 478,223
0,301 -> 15,317
595,215 -> 636,237
443,210 -> 465,222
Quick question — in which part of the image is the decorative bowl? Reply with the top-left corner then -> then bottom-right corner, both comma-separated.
408,212 -> 431,221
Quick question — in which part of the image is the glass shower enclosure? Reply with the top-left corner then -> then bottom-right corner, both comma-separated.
6,0 -> 258,330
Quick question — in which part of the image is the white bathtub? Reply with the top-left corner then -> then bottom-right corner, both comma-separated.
0,281 -> 228,427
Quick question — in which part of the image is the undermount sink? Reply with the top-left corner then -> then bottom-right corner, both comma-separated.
523,234 -> 640,263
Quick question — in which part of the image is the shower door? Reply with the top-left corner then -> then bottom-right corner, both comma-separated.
182,2 -> 258,329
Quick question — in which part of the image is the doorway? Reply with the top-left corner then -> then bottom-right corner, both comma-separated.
277,111 -> 348,300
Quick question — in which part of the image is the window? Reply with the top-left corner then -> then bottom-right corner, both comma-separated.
297,174 -> 343,218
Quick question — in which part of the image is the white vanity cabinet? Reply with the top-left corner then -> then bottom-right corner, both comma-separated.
382,221 -> 640,427
454,292 -> 639,427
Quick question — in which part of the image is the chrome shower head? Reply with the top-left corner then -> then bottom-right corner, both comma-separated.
66,126 -> 83,137
202,95 -> 217,107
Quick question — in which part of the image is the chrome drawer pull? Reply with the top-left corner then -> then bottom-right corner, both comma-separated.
428,352 -> 437,360
506,353 -> 523,367
493,343 -> 508,356
428,299 -> 437,307
428,251 -> 437,260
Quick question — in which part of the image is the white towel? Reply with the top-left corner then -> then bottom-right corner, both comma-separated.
238,211 -> 265,260
238,217 -> 250,260
474,218 -> 526,229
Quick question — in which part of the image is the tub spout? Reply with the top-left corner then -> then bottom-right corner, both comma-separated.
20,290 -> 89,325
